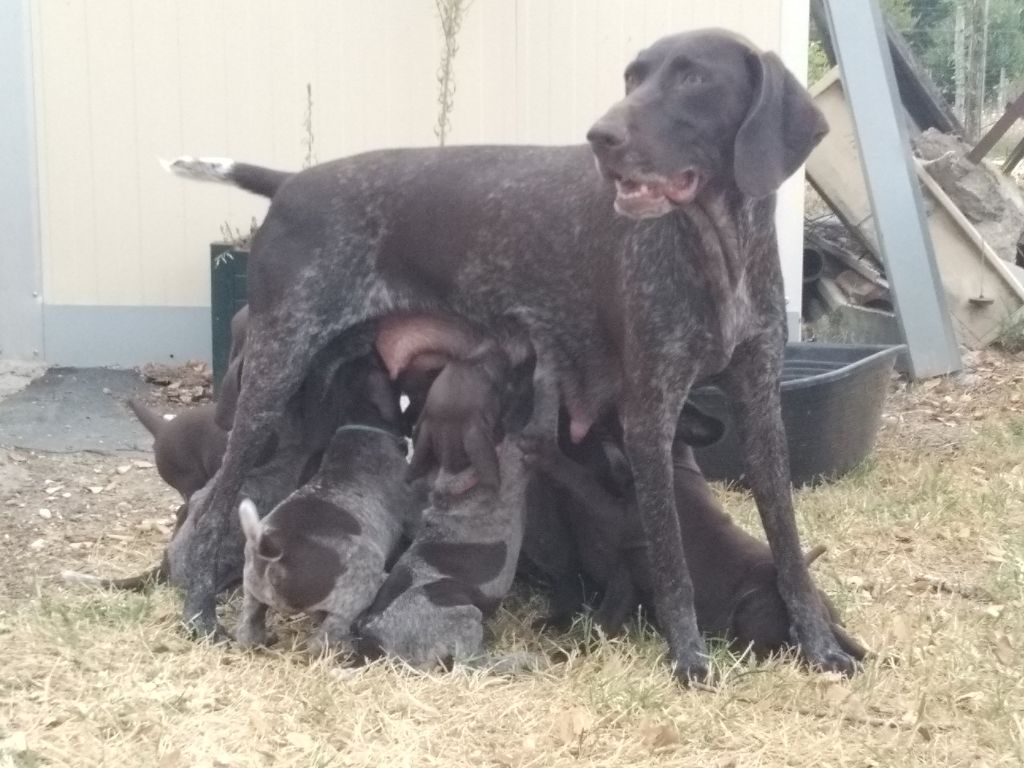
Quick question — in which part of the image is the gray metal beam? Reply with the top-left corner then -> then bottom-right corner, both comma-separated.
0,0 -> 44,361
822,0 -> 961,379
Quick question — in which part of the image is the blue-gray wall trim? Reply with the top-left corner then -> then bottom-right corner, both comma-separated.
43,305 -> 212,367
0,0 -> 44,361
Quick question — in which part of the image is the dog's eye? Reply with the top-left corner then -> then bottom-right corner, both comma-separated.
676,71 -> 704,88
624,63 -> 647,93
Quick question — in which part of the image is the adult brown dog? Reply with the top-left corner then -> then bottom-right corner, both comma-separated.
171,29 -> 852,682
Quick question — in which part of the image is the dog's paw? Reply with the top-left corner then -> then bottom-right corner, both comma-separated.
800,638 -> 860,677
531,612 -> 574,633
431,467 -> 480,500
667,638 -> 715,688
808,648 -> 859,677
234,624 -> 276,650
306,622 -> 356,659
517,432 -> 559,467
671,656 -> 716,689
831,623 -> 870,662
181,602 -> 225,642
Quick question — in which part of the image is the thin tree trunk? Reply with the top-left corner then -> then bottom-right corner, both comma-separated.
954,3 -> 966,118
964,0 -> 990,142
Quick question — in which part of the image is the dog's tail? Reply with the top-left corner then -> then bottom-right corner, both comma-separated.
61,563 -> 165,592
127,398 -> 167,438
804,544 -> 827,567
161,156 -> 292,199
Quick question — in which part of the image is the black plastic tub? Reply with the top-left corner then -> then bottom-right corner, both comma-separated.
689,343 -> 904,488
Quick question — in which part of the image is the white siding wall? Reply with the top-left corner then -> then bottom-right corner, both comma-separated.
30,0 -> 806,312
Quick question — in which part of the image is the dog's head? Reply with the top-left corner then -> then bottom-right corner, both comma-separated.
238,497 -> 352,613
587,28 -> 828,218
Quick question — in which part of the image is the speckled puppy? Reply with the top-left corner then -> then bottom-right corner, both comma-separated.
355,438 -> 528,669
235,422 -> 422,655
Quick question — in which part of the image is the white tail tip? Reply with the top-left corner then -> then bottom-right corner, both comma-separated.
161,155 -> 236,184
61,570 -> 104,585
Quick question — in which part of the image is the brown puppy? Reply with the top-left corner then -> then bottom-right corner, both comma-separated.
128,400 -> 227,500
524,431 -> 867,660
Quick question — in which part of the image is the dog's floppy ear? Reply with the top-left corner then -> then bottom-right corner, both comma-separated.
257,534 -> 283,562
364,359 -> 402,427
215,356 -> 244,431
733,50 -> 828,198
676,402 -> 725,448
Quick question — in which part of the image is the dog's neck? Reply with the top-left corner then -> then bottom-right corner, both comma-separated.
674,188 -> 771,354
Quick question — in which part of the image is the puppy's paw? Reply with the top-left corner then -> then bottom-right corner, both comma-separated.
234,623 -> 276,650
518,432 -> 559,467
306,627 -> 354,659
181,609 -> 228,643
531,612 -> 574,633
431,467 -> 480,500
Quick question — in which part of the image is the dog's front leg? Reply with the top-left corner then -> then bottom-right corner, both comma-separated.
183,410 -> 280,637
621,385 -> 708,683
523,347 -> 561,443
234,589 -> 274,648
722,338 -> 857,675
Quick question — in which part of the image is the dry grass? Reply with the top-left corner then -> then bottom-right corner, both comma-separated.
3,352 -> 1024,767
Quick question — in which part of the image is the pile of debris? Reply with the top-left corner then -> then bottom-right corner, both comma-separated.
140,361 -> 213,405
801,8 -> 1024,352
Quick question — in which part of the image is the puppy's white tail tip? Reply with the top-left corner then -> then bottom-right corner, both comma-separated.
160,155 -> 236,184
60,570 -> 104,585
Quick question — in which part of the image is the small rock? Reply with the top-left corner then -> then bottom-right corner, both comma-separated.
29,538 -> 46,551
0,731 -> 27,754
38,508 -> 52,519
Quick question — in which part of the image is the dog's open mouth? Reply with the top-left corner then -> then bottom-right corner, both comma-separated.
612,170 -> 701,219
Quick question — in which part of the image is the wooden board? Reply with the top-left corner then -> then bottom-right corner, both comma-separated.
806,68 -> 1024,349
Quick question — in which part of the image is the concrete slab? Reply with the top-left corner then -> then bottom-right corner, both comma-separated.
0,360 -> 47,400
0,367 -> 152,454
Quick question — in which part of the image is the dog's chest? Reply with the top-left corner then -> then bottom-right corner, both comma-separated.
618,215 -> 762,376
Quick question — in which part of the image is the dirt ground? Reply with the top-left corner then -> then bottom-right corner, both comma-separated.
1,351 -> 1023,767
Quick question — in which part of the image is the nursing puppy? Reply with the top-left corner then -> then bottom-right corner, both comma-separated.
128,400 -> 227,500
356,437 -> 529,668
165,352 -> 400,601
524,430 -> 866,660
518,405 -> 720,630
235,419 -> 420,654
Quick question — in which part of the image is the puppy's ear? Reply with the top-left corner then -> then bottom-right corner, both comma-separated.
675,402 -> 725,447
600,440 -> 633,492
257,534 -> 283,562
364,361 -> 402,427
215,356 -> 244,431
227,305 -> 249,364
238,498 -> 262,544
240,500 -> 283,562
733,50 -> 828,198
